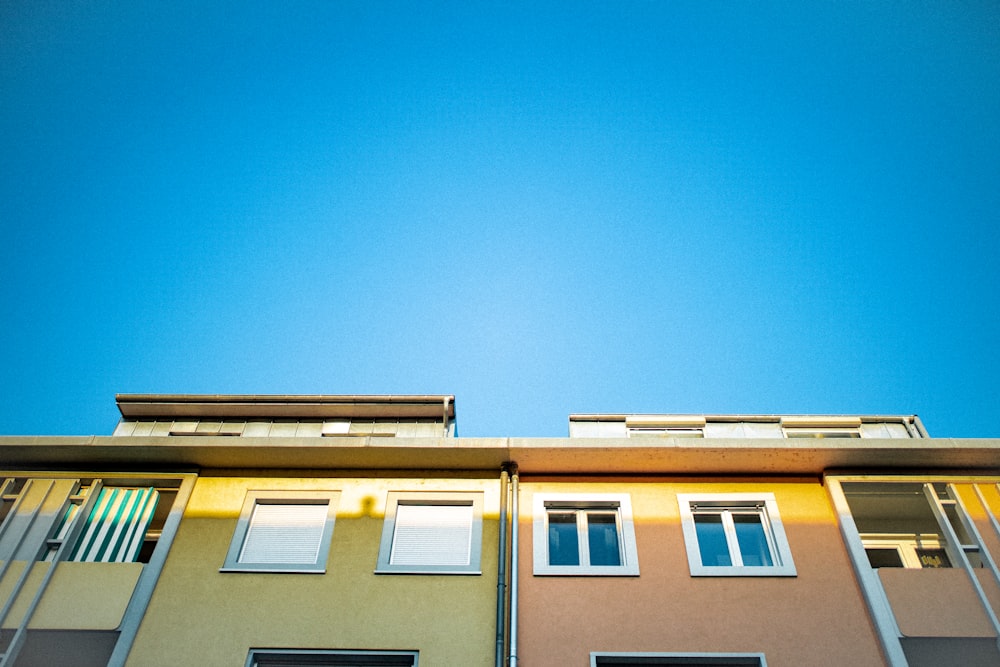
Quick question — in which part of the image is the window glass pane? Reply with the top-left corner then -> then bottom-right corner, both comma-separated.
548,512 -> 580,565
866,547 -> 904,568
916,547 -> 950,568
733,513 -> 773,566
694,513 -> 731,566
587,512 -> 621,566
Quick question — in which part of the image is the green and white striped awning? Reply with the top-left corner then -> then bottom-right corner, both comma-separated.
68,487 -> 159,563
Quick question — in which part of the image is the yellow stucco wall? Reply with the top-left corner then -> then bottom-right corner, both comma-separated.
127,475 -> 499,666
517,478 -> 887,667
0,561 -> 141,630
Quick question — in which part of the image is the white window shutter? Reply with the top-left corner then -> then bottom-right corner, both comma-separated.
389,504 -> 473,566
239,503 -> 328,564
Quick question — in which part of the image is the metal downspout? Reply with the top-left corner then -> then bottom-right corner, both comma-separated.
508,466 -> 519,667
443,396 -> 451,437
494,467 -> 509,667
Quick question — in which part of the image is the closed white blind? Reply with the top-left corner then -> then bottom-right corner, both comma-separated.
389,503 -> 473,566
239,502 -> 328,564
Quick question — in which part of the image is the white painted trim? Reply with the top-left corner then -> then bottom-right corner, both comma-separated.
532,493 -> 639,576
221,490 -> 339,573
677,493 -> 796,577
375,491 -> 483,575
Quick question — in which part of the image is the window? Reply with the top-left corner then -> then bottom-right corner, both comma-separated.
841,481 -> 983,569
222,491 -> 339,573
678,494 -> 795,576
533,494 -> 639,576
592,653 -> 766,666
861,535 -> 951,568
375,492 -> 483,574
247,649 -> 417,666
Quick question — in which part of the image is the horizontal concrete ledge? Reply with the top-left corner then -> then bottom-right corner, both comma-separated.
0,437 -> 998,475
115,394 -> 456,419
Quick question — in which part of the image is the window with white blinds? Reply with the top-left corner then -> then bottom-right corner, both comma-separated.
376,492 -> 483,574
222,491 -> 339,573
239,502 -> 327,564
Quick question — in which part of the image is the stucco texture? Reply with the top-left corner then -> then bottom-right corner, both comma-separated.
517,479 -> 886,667
127,475 -> 499,666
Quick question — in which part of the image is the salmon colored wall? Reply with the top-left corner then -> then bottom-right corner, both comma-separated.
128,475 -> 499,667
517,479 -> 886,667
879,568 -> 995,637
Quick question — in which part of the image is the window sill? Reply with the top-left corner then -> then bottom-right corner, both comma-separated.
374,568 -> 482,575
534,565 -> 640,576
219,566 -> 327,574
689,565 -> 796,577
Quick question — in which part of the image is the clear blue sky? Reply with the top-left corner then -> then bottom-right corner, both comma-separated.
1,2 -> 998,438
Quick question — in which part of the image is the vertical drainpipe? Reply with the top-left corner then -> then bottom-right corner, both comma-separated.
495,466 -> 509,667
508,465 -> 519,667
443,396 -> 451,437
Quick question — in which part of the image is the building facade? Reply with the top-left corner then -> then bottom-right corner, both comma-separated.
1,398 -> 999,667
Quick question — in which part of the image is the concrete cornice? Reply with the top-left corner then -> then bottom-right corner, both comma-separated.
0,436 -> 997,475
114,394 -> 456,419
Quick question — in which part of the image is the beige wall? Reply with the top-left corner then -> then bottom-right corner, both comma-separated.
0,561 -> 141,630
517,478 -> 886,667
127,474 -> 499,666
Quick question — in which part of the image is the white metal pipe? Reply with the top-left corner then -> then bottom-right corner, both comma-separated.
494,467 -> 509,667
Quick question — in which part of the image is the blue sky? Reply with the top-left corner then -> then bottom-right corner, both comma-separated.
1,2 -> 998,438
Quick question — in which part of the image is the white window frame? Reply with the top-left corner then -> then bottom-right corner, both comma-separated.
221,491 -> 339,573
375,492 -> 483,575
533,493 -> 639,576
860,533 -> 951,568
678,493 -> 795,577
591,652 -> 766,666
247,648 -> 418,666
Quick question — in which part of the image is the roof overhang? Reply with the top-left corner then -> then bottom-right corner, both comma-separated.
0,436 -> 996,475
115,394 -> 456,420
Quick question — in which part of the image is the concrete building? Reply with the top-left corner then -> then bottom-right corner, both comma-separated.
1,397 -> 999,667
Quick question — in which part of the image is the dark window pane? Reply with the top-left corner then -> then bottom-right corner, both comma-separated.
587,512 -> 621,566
694,513 -> 731,566
548,512 -> 579,565
916,547 -> 951,568
733,513 -> 773,566
866,547 -> 904,568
